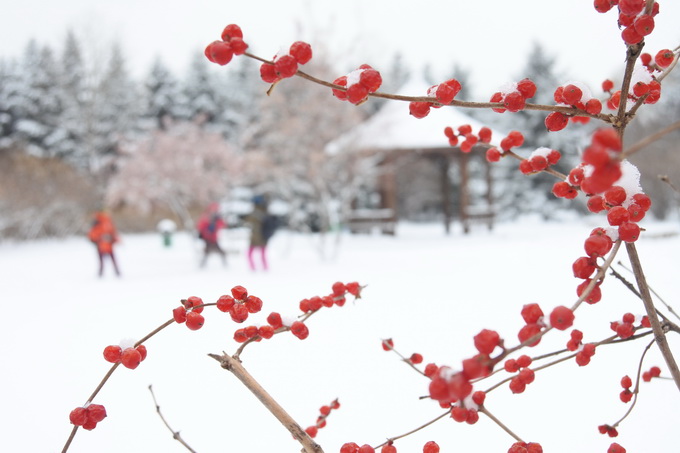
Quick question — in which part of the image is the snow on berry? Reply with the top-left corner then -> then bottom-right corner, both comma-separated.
333,65 -> 383,105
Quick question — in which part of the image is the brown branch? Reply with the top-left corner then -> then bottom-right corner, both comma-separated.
148,385 -> 197,453
208,353 -> 324,453
620,120 -> 680,159
624,242 -> 680,391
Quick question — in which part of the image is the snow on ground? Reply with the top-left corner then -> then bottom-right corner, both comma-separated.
1,217 -> 679,453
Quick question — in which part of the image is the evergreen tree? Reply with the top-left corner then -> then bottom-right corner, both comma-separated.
179,52 -> 226,124
144,57 -> 184,129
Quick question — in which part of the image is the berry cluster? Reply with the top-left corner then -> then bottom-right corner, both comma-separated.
103,343 -> 148,369
504,355 -> 535,394
172,296 -> 206,330
507,441 -> 543,453
598,423 -> 619,438
332,65 -> 383,105
607,65 -> 662,111
260,41 -> 313,84
619,374 -> 634,403
642,365 -> 662,382
489,78 -> 537,113
594,0 -> 659,45
443,124 -> 492,152
518,303 -> 545,347
545,82 -> 602,131
69,404 -> 107,430
340,440 -> 441,453
520,147 -> 562,176
216,286 -> 263,323
304,399 -> 340,438
610,312 -> 650,339
409,78 -> 463,118
204,24 -> 248,66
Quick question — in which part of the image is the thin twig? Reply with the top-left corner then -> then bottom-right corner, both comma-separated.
611,339 -> 655,428
148,385 -> 197,453
479,406 -> 524,443
614,261 -> 680,325
208,353 -> 324,453
375,410 -> 450,449
624,242 -> 680,391
620,120 -> 680,159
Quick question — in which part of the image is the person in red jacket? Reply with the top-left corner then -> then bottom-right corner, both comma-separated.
88,211 -> 121,277
196,203 -> 227,267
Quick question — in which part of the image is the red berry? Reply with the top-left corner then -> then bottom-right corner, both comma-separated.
136,345 -> 147,361
186,296 -> 204,314
545,112 -> 569,131
478,126 -> 493,143
608,442 -> 627,453
266,312 -> 283,329
549,306 -> 575,331
618,222 -> 641,242
592,128 -> 622,151
585,98 -> 603,115
347,83 -> 369,105
577,279 -> 602,304
517,78 -> 537,99
221,24 -> 243,40
573,256 -> 596,279
216,295 -> 235,312
410,353 -> 424,364
521,303 -> 544,324
505,359 -> 519,373
233,329 -> 248,343
594,0 -> 614,13
604,186 -> 627,206
290,321 -> 309,340
381,445 -> 397,453
305,426 -> 318,438
562,84 -> 583,105
341,443 -> 360,453
552,181 -> 577,199
121,347 -> 142,369
103,345 -> 122,363
451,406 -> 468,422
584,234 -> 612,257
260,63 -> 279,84
517,355 -> 533,368
586,195 -> 606,213
231,285 -> 248,301
345,281 -> 361,297
473,329 -> 500,354
358,445 -> 375,453
486,147 -> 502,162
655,49 -> 675,68
359,69 -> 382,93
602,79 -> 615,92
332,76 -> 348,100
409,101 -> 431,119
504,91 -> 526,112
289,41 -> 312,64
205,41 -> 233,66
274,54 -> 298,78
519,159 -> 534,175
229,304 -> 249,323
607,206 -> 630,226
518,323 -> 542,347
490,92 -> 506,113
186,311 -> 205,330
621,26 -> 643,45
633,193 -> 652,212
381,338 -> 394,351
423,441 -> 440,453
69,407 -> 88,426
229,37 -> 248,55
87,404 -> 107,423
628,203 -> 646,222
509,376 -> 526,394
621,375 -> 633,388
244,295 -> 263,313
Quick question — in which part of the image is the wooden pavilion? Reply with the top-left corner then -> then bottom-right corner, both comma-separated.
327,78 -> 502,234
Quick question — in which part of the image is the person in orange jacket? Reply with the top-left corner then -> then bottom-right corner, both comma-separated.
88,211 -> 121,277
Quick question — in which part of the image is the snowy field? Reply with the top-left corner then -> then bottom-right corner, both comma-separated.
2,217 -> 679,453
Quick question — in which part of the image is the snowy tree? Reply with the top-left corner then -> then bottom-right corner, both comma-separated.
106,117 -> 242,229
143,57 -> 185,129
178,52 -> 227,124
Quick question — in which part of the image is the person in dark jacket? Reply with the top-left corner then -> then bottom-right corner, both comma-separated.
245,195 -> 272,271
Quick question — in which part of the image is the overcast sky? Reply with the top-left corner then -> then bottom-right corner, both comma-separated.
1,0 -> 679,98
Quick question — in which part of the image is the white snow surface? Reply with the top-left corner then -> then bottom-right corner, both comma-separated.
1,218 -> 679,453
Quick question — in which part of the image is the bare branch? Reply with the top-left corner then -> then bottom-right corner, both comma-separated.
148,385 -> 197,453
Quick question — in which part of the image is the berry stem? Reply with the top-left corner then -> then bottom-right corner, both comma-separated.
610,339 -> 655,429
375,410 -> 450,449
625,242 -> 680,391
208,352 -> 324,453
478,406 -> 524,443
148,384 -> 197,453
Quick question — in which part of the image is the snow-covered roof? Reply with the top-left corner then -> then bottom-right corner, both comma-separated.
326,77 -> 503,154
